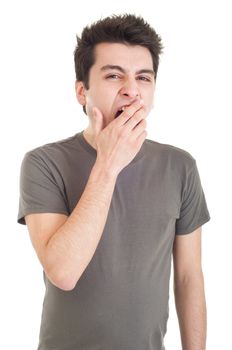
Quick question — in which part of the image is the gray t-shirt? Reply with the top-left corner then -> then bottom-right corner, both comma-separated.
17,130 -> 210,350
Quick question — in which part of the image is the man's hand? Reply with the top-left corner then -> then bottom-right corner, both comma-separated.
92,98 -> 147,176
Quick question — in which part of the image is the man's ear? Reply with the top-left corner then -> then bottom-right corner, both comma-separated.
75,81 -> 86,106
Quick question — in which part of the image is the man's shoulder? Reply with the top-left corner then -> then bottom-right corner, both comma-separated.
24,133 -> 79,160
144,137 -> 196,169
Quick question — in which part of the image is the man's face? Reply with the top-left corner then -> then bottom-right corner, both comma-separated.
77,42 -> 155,126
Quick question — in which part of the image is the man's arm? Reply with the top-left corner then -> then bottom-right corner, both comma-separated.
26,161 -> 117,291
172,227 -> 207,350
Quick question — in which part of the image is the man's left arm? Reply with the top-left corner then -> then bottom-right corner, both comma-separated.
172,226 -> 207,350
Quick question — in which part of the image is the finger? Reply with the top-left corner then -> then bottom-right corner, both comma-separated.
130,118 -> 147,140
115,99 -> 144,126
122,107 -> 146,132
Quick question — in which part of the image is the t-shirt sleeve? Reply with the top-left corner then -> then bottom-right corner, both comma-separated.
17,151 -> 69,225
175,159 -> 210,235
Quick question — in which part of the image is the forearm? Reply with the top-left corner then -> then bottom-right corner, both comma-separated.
174,273 -> 207,350
45,161 -> 118,290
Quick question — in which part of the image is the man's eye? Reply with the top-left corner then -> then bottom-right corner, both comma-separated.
138,76 -> 151,82
106,75 -> 151,82
106,74 -> 120,79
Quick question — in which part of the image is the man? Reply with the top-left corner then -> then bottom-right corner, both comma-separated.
17,14 -> 210,350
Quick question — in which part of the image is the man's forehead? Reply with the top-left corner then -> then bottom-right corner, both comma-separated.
93,42 -> 153,70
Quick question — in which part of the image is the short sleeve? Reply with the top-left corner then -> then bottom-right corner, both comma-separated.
17,151 -> 69,225
175,160 -> 210,235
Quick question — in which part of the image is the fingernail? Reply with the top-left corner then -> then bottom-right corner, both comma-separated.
140,99 -> 144,104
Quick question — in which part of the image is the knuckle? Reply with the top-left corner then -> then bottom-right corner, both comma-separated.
137,119 -> 146,130
119,128 -> 127,139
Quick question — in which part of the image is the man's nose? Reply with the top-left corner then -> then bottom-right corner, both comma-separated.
119,78 -> 140,99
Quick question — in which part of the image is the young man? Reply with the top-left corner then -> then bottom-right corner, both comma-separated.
17,14 -> 210,350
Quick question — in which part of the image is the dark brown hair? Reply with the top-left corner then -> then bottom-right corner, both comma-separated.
74,14 -> 164,114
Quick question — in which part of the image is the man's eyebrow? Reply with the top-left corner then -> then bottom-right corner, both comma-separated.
100,65 -> 155,76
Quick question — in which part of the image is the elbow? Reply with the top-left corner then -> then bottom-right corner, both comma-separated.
56,277 -> 77,292
46,268 -> 79,291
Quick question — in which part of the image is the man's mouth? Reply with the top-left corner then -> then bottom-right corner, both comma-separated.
114,108 -> 123,119
114,106 -> 127,119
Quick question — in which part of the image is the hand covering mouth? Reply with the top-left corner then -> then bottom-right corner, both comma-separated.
114,105 -> 129,119
114,98 -> 142,118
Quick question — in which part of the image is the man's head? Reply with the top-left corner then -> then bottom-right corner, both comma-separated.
74,14 -> 164,126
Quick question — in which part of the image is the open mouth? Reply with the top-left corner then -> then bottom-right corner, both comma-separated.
114,106 -> 126,119
115,109 -> 123,119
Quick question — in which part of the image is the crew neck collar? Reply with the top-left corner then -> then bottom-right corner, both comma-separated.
76,130 -> 146,165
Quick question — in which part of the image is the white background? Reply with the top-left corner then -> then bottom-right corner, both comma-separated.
0,0 -> 231,349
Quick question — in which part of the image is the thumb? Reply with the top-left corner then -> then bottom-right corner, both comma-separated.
92,107 -> 104,135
